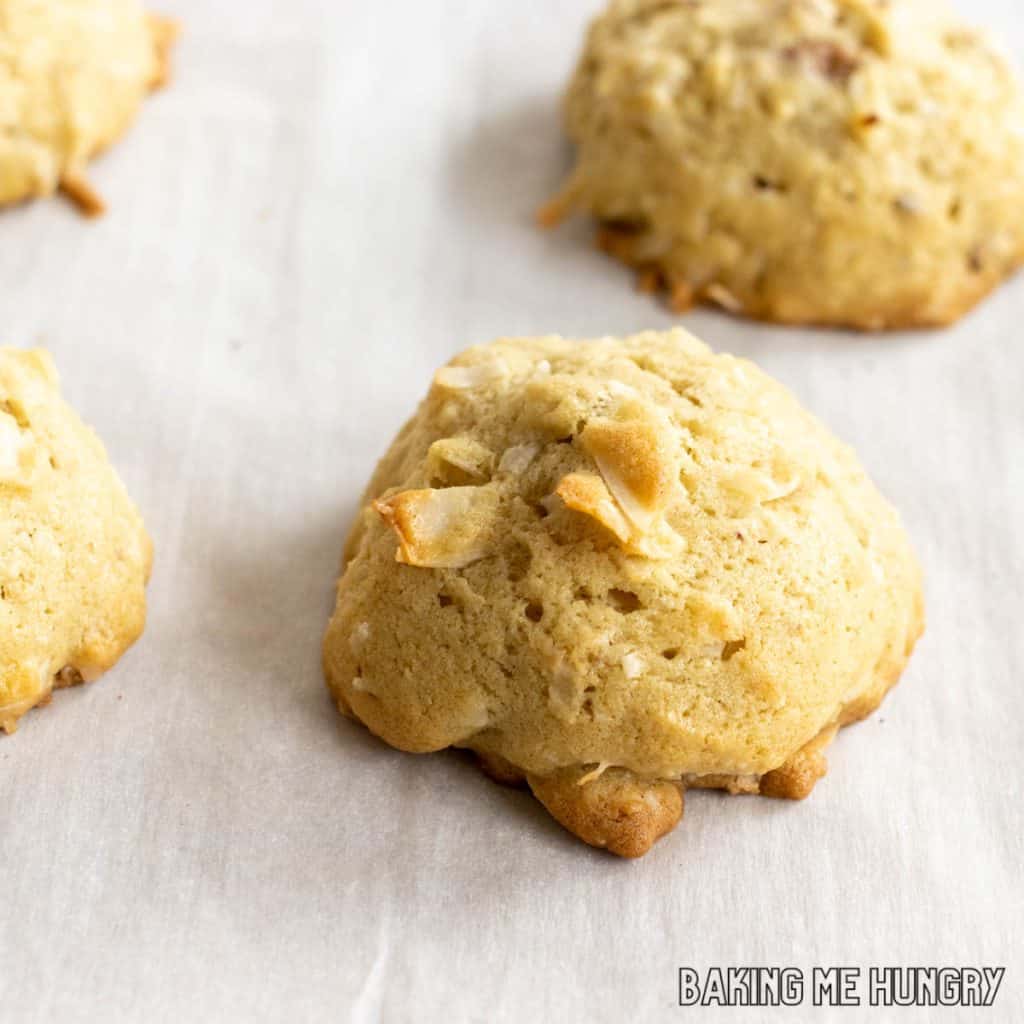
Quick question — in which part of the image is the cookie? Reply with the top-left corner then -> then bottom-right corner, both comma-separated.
0,349 -> 152,733
540,0 -> 1024,330
323,329 -> 924,857
0,0 -> 176,216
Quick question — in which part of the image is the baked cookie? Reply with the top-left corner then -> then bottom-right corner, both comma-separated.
0,349 -> 152,733
0,0 -> 176,216
540,0 -> 1024,330
324,329 -> 924,857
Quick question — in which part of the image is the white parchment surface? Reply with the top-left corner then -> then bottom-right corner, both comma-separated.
0,2 -> 1021,1021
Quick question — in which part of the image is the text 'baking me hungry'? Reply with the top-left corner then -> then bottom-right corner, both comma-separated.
677,966 -> 1005,1008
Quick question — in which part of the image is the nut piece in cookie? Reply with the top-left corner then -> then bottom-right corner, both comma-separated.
543,0 -> 1024,329
0,0 -> 178,216
0,349 -> 152,733
323,330 -> 924,856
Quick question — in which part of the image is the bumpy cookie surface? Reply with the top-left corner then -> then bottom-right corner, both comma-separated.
542,0 -> 1024,329
0,349 -> 152,733
0,0 -> 175,215
324,330 -> 924,856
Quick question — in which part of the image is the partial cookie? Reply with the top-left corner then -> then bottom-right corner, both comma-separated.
0,0 -> 177,216
541,0 -> 1024,330
0,349 -> 152,733
323,329 -> 924,857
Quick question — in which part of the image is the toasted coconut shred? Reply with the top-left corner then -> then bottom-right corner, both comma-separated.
374,486 -> 499,568
555,472 -> 633,545
581,417 -> 674,532
434,360 -> 508,391
577,762 -> 613,786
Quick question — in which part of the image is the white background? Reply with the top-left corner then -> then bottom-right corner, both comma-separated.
1,1 -> 1021,1021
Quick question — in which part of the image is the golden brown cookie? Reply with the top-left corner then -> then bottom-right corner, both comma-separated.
0,349 -> 152,733
324,329 -> 924,856
0,0 -> 177,216
542,0 -> 1024,329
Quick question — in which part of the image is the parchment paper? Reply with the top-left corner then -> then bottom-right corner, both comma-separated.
0,1 -> 1021,1021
